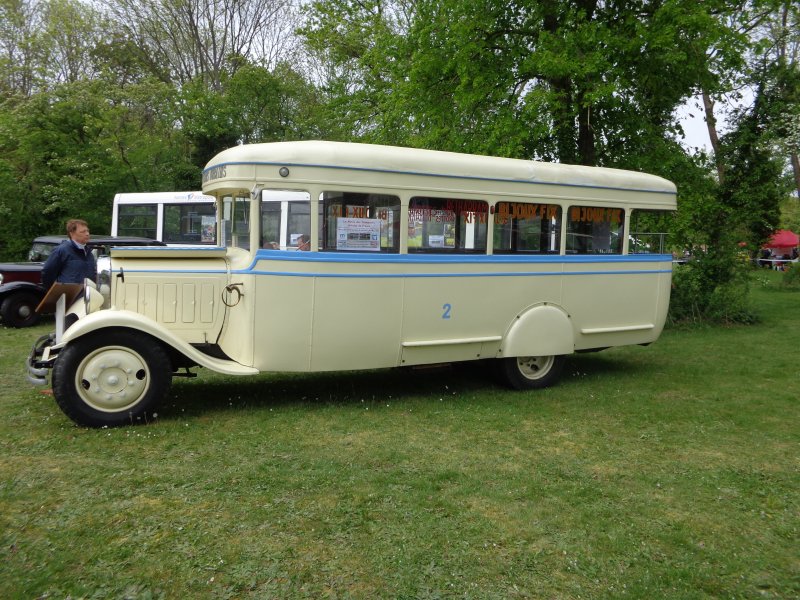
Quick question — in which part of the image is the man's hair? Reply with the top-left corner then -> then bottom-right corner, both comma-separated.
66,219 -> 88,235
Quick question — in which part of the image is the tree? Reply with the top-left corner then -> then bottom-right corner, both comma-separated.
43,0 -> 106,84
719,107 -> 786,249
0,78 -> 196,259
0,0 -> 46,96
105,0 -> 302,89
755,1 -> 800,197
0,0 -> 111,97
177,61 -> 325,167
301,0 -> 744,174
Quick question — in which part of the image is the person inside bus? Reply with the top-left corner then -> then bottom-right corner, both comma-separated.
262,239 -> 279,249
296,234 -> 310,251
42,218 -> 97,289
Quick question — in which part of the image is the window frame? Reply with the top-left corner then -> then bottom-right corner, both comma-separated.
407,196 -> 489,254
566,205 -> 625,255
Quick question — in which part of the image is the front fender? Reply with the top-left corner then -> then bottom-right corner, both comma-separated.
59,309 -> 259,376
501,303 -> 574,358
0,280 -> 45,299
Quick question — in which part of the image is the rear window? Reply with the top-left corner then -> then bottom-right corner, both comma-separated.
28,242 -> 58,262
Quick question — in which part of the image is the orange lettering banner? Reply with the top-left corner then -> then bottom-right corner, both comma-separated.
497,202 -> 558,221
569,207 -> 622,224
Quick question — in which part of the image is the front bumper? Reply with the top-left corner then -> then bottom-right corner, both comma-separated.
27,333 -> 56,385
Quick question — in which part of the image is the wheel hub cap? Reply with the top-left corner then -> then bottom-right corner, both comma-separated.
517,356 -> 554,380
77,348 -> 149,411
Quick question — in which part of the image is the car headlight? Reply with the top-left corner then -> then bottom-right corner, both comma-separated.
97,268 -> 112,308
84,279 -> 105,314
0,273 -> 3,285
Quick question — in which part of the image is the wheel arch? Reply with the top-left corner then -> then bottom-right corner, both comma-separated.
59,310 -> 259,376
0,280 -> 45,295
0,281 -> 45,304
500,303 -> 575,358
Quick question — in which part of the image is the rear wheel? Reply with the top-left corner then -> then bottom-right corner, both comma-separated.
1,292 -> 41,328
496,355 -> 565,390
52,330 -> 172,427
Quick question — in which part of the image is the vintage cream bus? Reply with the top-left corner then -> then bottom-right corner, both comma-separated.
28,141 -> 677,427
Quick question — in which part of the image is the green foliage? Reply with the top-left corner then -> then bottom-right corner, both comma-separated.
781,261 -> 800,288
669,256 -> 758,325
717,64 -> 792,249
717,127 -> 785,249
0,78 -> 196,258
301,0 -> 748,169
779,196 -> 800,231
665,72 -> 789,327
178,62 -> 324,167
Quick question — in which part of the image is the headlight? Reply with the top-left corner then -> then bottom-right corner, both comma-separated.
97,268 -> 112,308
0,273 -> 3,285
84,279 -> 105,314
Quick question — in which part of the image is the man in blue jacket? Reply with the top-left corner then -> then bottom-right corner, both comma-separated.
41,219 -> 97,289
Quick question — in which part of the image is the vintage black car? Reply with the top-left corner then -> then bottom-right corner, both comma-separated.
0,235 -> 165,328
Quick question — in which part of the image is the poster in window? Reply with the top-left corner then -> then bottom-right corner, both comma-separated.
201,216 -> 216,242
336,218 -> 381,251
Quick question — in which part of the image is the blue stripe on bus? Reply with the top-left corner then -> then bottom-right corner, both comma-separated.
237,269 -> 672,278
111,253 -> 673,277
111,267 -> 672,279
109,248 -> 673,265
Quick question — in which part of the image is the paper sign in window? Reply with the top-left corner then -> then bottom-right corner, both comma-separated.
336,218 -> 381,251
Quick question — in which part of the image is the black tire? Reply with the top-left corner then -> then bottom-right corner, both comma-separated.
495,355 -> 565,390
1,292 -> 42,328
52,330 -> 172,427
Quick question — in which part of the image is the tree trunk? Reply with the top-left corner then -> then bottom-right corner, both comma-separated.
791,152 -> 800,200
702,90 -> 725,183
577,101 -> 596,166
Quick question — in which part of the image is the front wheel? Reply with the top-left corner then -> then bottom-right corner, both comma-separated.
495,355 -> 565,390
52,330 -> 172,427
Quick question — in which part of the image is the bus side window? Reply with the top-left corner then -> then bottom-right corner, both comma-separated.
261,200 -> 282,248
163,202 -> 216,244
117,203 -> 157,239
566,206 -> 624,254
629,209 -> 671,254
320,191 -> 400,253
493,201 -> 561,254
257,190 -> 311,250
407,197 -> 488,253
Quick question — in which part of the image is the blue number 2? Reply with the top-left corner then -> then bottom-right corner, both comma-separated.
442,303 -> 452,319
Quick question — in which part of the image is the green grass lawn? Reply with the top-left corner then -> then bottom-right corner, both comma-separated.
1,271 -> 798,599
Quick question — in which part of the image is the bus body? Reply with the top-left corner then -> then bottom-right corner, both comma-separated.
28,141 -> 676,427
111,191 -> 216,245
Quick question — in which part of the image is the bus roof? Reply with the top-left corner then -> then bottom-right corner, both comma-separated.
203,141 -> 677,198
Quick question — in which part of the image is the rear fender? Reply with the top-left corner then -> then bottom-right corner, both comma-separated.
501,303 -> 574,358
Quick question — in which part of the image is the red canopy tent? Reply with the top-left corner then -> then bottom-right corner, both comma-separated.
765,230 -> 799,251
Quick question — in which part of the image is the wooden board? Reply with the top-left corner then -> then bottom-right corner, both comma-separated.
36,283 -> 83,313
